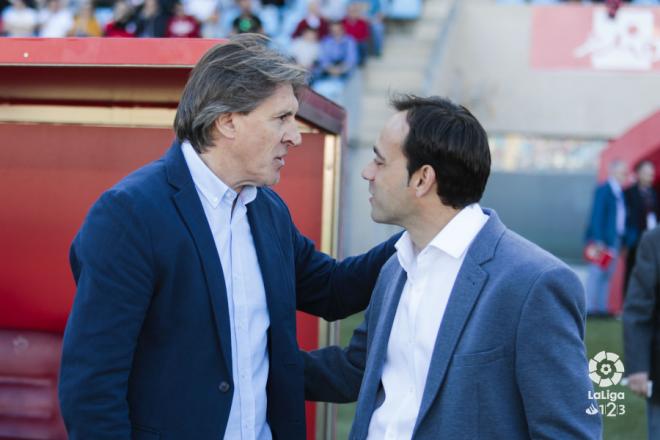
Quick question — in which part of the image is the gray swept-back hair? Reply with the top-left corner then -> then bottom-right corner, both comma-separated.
174,33 -> 308,153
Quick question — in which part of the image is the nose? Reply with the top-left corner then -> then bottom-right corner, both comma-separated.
283,120 -> 302,147
362,161 -> 375,181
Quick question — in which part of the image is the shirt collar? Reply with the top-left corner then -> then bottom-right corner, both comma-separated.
608,178 -> 623,197
395,203 -> 488,272
182,140 -> 256,208
428,203 -> 488,259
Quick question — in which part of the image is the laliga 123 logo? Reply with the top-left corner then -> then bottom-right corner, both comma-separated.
587,351 -> 627,418
589,351 -> 624,387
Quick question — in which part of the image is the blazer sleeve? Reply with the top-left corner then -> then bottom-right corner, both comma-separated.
588,185 -> 607,245
623,230 -> 659,375
59,190 -> 155,440
291,224 -> 399,321
515,265 -> 602,439
303,307 -> 369,403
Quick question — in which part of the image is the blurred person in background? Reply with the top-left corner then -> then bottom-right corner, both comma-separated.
166,0 -> 200,36
134,0 -> 169,37
290,27 -> 320,72
103,0 -> 136,36
623,226 -> 660,440
2,0 -> 38,36
317,20 -> 357,80
624,160 -> 659,292
68,0 -> 102,36
584,159 -> 629,317
231,0 -> 261,34
37,0 -> 73,36
342,1 -> 369,65
365,0 -> 383,56
291,0 -> 328,40
313,20 -> 357,102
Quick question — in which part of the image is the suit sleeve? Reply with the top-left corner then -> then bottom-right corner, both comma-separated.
623,231 -> 659,375
515,266 -> 602,439
59,190 -> 155,440
303,307 -> 369,403
588,186 -> 606,245
292,224 -> 399,321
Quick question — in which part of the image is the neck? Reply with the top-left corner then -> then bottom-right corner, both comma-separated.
405,204 -> 461,254
199,148 -> 245,193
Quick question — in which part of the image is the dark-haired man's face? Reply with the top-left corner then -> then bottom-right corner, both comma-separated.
362,111 -> 415,226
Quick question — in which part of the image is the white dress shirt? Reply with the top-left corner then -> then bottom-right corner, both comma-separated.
367,204 -> 489,440
182,142 -> 271,440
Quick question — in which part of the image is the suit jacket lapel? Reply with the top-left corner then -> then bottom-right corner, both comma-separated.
166,142 -> 232,374
412,210 -> 504,435
412,256 -> 488,434
354,265 -> 407,437
246,193 -> 288,340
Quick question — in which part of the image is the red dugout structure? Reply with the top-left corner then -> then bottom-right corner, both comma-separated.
597,109 -> 660,314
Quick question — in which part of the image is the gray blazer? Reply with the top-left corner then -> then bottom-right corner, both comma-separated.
305,209 -> 602,439
623,226 -> 660,402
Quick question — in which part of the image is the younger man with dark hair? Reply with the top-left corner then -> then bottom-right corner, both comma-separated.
305,95 -> 601,439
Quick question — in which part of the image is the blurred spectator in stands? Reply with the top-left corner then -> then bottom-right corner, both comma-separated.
292,0 -> 328,39
321,0 -> 347,22
318,20 -> 357,79
104,0 -> 136,36
625,160 -> 659,291
2,0 -> 38,36
135,0 -> 169,36
584,159 -> 629,316
342,1 -> 369,65
259,0 -> 283,36
182,0 -> 215,28
290,27 -> 320,72
68,1 -> 102,36
200,5 -> 222,37
365,0 -> 383,56
38,0 -> 73,36
313,20 -> 357,102
164,0 -> 196,37
231,0 -> 261,34
166,0 -> 199,36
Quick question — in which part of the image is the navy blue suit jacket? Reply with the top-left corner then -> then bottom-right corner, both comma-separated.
585,181 -> 627,248
59,141 -> 396,439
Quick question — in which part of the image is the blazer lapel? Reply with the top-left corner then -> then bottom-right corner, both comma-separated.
412,257 -> 488,434
246,193 -> 289,338
353,264 -> 407,438
412,210 -> 505,435
166,142 -> 232,374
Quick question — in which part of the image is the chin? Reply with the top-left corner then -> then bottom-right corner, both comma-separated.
265,173 -> 280,186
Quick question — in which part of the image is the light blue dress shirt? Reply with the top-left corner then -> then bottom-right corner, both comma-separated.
182,141 -> 272,440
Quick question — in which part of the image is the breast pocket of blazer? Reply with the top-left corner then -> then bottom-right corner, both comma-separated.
451,345 -> 508,367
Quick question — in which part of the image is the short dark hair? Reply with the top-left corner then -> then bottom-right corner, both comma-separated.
391,94 -> 491,209
635,159 -> 654,173
174,34 -> 308,153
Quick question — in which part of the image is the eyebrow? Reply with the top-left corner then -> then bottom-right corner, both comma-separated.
373,146 -> 385,161
274,111 -> 295,118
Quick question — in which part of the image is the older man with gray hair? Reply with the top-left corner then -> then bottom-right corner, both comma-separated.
58,34 -> 396,439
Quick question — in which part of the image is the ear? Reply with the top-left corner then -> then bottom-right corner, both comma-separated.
412,165 -> 437,198
214,113 -> 237,140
